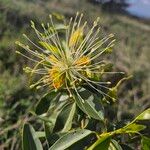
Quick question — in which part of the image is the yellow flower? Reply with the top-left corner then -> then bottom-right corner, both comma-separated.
49,55 -> 59,64
49,67 -> 65,89
16,12 -> 120,100
74,56 -> 90,66
69,28 -> 83,47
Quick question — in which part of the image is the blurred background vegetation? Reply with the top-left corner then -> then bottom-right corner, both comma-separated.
0,0 -> 150,149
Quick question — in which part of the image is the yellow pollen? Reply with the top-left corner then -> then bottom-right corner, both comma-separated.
69,28 -> 83,47
49,67 -> 65,89
74,56 -> 90,66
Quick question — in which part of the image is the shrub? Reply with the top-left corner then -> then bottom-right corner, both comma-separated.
16,12 -> 150,150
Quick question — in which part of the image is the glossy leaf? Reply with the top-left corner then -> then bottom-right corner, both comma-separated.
109,140 -> 123,150
134,108 -> 150,121
35,91 -> 59,115
35,132 -> 45,139
44,101 -> 70,145
49,129 -> 92,150
69,133 -> 96,150
22,123 -> 43,150
94,138 -> 111,150
43,100 -> 68,131
74,87 -> 104,121
122,123 -> 146,133
53,102 -> 76,132
61,102 -> 76,132
44,122 -> 54,146
44,122 -> 66,146
87,133 -> 112,150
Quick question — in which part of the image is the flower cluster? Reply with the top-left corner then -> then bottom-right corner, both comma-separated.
16,12 -> 122,99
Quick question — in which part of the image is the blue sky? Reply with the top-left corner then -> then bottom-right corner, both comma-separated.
126,0 -> 150,18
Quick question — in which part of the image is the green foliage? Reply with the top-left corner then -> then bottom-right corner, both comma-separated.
54,102 -> 76,132
22,123 -> 43,150
0,71 -> 24,100
0,0 -> 150,149
49,129 -> 92,150
74,87 -> 104,121
22,107 -> 150,149
19,13 -> 150,150
35,91 -> 59,115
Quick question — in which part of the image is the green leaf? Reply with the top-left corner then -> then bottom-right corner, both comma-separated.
62,102 -> 76,132
49,129 -> 92,150
69,133 -> 96,150
44,101 -> 70,145
134,108 -> 150,121
93,138 -> 111,150
54,102 -> 76,132
115,109 -> 150,135
88,137 -> 122,150
87,133 -> 112,150
35,132 -> 45,139
43,98 -> 67,123
59,93 -> 69,101
22,123 -> 43,150
44,122 -> 66,146
44,122 -> 53,145
109,140 -> 122,150
141,136 -> 150,150
35,91 -> 59,115
122,123 -> 146,133
120,144 -> 133,150
74,87 -> 104,121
